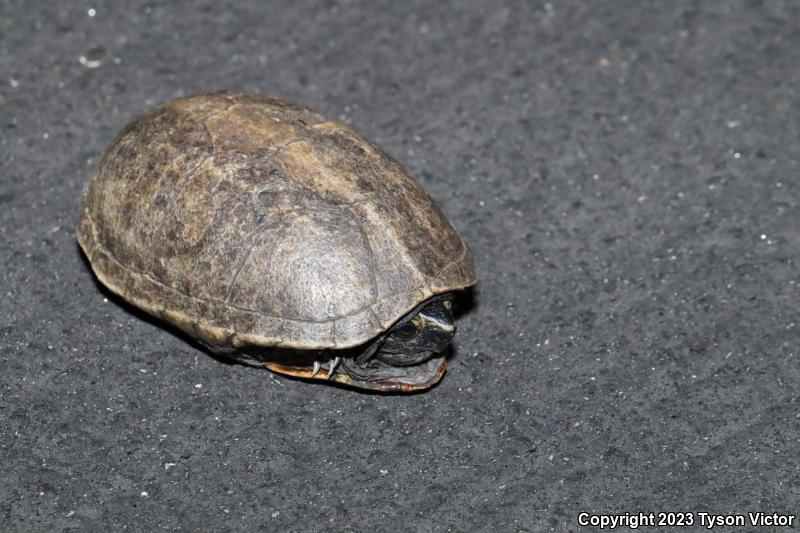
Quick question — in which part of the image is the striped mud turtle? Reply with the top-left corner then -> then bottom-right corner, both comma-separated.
77,91 -> 477,391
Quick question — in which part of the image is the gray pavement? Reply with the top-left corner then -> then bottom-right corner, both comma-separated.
2,1 -> 799,531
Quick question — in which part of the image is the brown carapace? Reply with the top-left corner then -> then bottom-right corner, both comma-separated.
77,91 -> 477,391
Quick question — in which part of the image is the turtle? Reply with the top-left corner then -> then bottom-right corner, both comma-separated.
76,91 -> 477,391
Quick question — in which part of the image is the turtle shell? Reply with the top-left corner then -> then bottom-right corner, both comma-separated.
77,91 -> 477,352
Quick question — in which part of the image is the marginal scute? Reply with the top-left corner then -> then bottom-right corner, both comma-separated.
77,91 -> 477,350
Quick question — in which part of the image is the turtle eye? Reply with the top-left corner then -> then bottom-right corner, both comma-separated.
391,318 -> 421,340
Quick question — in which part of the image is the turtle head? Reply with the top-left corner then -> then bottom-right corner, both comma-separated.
332,294 -> 457,391
374,297 -> 455,366
264,294 -> 458,391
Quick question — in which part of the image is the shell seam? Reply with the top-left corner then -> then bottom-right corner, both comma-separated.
83,211 -> 468,325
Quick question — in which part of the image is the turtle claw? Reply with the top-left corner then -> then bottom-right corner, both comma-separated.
327,356 -> 342,379
310,357 -> 340,379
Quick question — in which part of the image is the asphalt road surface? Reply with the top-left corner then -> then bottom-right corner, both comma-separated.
2,1 -> 799,531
